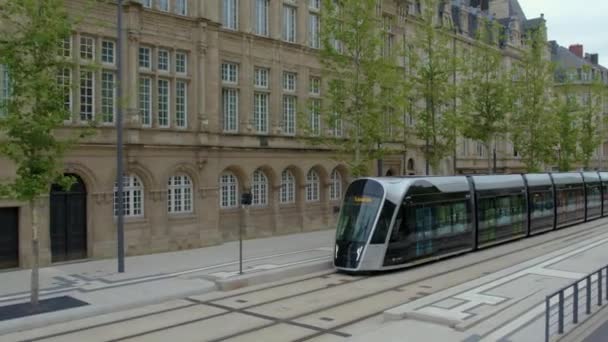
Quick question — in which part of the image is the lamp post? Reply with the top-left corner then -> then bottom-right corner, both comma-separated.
116,0 -> 125,273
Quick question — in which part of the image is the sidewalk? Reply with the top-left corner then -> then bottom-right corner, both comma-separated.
0,229 -> 335,335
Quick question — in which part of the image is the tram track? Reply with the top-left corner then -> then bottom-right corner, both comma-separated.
15,220 -> 608,342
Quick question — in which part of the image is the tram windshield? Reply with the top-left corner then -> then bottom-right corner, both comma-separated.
336,179 -> 384,243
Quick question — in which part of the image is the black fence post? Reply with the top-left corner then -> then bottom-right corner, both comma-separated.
605,266 -> 608,301
587,276 -> 592,315
599,269 -> 603,306
545,296 -> 550,342
559,290 -> 564,334
574,282 -> 579,324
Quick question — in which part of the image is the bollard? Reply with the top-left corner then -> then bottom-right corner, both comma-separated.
558,290 -> 564,334
573,282 -> 579,324
587,276 -> 592,314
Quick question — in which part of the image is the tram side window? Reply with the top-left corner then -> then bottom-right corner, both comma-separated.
370,201 -> 396,244
478,194 -> 525,239
530,191 -> 553,219
588,185 -> 601,207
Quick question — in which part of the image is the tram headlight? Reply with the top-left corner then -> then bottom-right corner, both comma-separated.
356,246 -> 363,261
335,245 -> 339,259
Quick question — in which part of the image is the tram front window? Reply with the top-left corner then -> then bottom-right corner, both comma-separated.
336,180 -> 384,243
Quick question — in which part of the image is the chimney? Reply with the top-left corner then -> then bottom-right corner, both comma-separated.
585,53 -> 599,65
569,44 -> 583,58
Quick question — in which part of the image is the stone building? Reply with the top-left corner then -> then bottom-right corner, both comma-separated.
0,0 -> 541,269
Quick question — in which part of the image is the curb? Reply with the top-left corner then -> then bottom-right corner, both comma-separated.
212,259 -> 334,291
0,285 -> 217,337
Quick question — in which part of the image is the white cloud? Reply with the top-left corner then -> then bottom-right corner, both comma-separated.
519,0 -> 608,66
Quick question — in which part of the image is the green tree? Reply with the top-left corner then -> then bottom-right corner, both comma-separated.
510,23 -> 554,172
313,0 -> 400,177
410,0 -> 460,175
0,0 -> 86,305
578,66 -> 606,169
552,79 -> 579,171
459,18 -> 511,174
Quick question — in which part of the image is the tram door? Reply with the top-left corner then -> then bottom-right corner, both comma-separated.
0,207 -> 19,269
50,175 -> 87,262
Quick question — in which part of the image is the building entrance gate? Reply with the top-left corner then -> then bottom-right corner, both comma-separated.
0,207 -> 19,269
50,174 -> 87,262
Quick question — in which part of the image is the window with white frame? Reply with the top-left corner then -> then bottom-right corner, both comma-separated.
332,116 -> 343,137
476,141 -> 485,157
114,175 -> 144,217
222,0 -> 238,30
306,169 -> 320,202
0,65 -> 10,116
57,68 -> 72,115
157,79 -> 170,127
254,92 -> 268,134
252,169 -> 268,206
283,95 -> 296,135
254,67 -> 269,88
222,63 -> 238,84
309,12 -> 320,48
283,71 -> 296,92
60,37 -> 72,57
460,138 -> 469,156
101,40 -> 115,64
310,99 -> 321,136
101,71 -> 115,124
254,0 -> 269,36
79,70 -> 94,121
167,175 -> 193,214
220,172 -> 238,208
222,88 -> 238,132
280,169 -> 296,203
176,0 -> 187,15
80,36 -> 94,60
176,52 -> 187,74
330,169 -> 342,200
139,47 -> 151,69
139,77 -> 152,126
309,0 -> 321,10
158,0 -> 169,11
283,5 -> 297,43
158,49 -> 170,72
309,77 -> 320,95
176,80 -> 187,128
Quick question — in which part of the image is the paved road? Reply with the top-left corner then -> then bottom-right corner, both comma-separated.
3,219 -> 608,341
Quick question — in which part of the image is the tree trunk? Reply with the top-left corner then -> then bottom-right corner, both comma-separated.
30,199 -> 39,306
486,140 -> 492,174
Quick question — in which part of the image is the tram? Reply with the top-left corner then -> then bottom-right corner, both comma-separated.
333,172 -> 608,272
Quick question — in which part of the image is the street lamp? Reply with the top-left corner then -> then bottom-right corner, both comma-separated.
116,0 -> 125,273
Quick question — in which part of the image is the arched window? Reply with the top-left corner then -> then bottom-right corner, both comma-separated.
114,175 -> 143,217
168,175 -> 193,213
280,169 -> 296,204
252,169 -> 268,206
306,169 -> 320,202
330,169 -> 342,200
220,172 -> 238,208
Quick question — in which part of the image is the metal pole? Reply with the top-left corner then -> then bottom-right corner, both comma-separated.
558,290 -> 564,334
573,282 -> 579,324
545,296 -> 550,342
605,267 -> 608,301
239,207 -> 245,275
599,269 -> 603,306
116,0 -> 125,273
587,276 -> 592,314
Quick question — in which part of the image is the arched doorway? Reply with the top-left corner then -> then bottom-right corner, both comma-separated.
50,174 -> 87,262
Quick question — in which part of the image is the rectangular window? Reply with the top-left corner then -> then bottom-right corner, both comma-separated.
176,0 -> 187,15
283,5 -> 297,43
141,0 -> 151,7
158,0 -> 169,11
158,49 -> 170,71
223,88 -> 238,132
139,47 -> 151,69
79,70 -> 94,121
332,117 -> 343,137
176,81 -> 187,128
283,71 -> 296,92
101,71 -> 115,124
254,67 -> 269,88
254,92 -> 268,134
139,77 -> 152,126
221,63 -> 238,84
310,99 -> 321,136
254,0 -> 269,36
158,79 -> 170,127
57,68 -> 72,115
80,36 -> 94,60
101,40 -> 115,64
309,13 -> 320,48
283,95 -> 296,135
222,0 -> 238,30
309,0 -> 321,10
60,37 -> 72,58
1,65 -> 10,116
309,77 -> 321,95
175,52 -> 187,74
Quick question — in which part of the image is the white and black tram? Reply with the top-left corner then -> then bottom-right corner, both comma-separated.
333,172 -> 608,272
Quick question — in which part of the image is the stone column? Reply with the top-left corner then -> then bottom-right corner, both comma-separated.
271,56 -> 283,134
125,4 -> 141,126
297,0 -> 308,46
270,0 -> 281,40
205,28 -> 221,133
196,23 -> 208,132
241,0 -> 252,33
240,49 -> 252,133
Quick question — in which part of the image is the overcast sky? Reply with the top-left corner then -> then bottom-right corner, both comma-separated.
518,1 -> 608,66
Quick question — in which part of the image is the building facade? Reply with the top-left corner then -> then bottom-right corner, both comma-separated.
0,0 -> 540,269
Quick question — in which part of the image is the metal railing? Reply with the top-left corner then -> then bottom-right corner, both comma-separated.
545,266 -> 608,342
